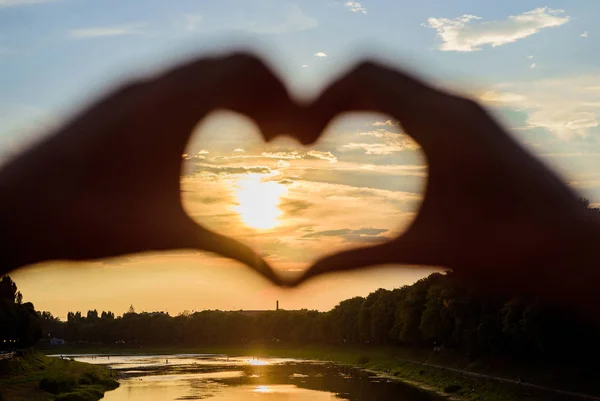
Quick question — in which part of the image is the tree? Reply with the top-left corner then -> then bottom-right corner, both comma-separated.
0,276 -> 41,348
0,276 -> 21,304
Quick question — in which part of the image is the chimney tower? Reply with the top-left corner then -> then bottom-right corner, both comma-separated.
276,300 -> 279,311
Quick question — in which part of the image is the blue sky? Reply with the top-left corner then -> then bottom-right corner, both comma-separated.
1,1 -> 598,117
4,0 -> 600,316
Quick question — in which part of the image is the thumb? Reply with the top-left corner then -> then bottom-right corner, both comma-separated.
291,233 -> 440,286
177,220 -> 284,286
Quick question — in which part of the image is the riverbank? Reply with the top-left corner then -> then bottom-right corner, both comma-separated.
38,344 -> 599,401
0,351 -> 119,401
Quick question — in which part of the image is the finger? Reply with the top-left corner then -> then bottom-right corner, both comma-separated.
62,53 -> 297,157
187,223 -> 284,286
151,52 -> 297,144
303,60 -> 458,149
291,233 -> 443,286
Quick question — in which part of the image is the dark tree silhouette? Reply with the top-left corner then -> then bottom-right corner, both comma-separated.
0,276 -> 41,348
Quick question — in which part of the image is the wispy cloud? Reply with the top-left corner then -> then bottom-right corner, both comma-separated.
373,120 -> 399,127
314,52 -> 327,57
480,76 -> 600,139
306,150 -> 337,163
244,4 -> 317,34
187,163 -> 272,177
302,228 -> 388,243
530,63 -> 537,69
69,23 -> 146,39
0,0 -> 56,7
581,31 -> 589,38
342,130 -> 419,155
424,7 -> 569,52
345,1 -> 367,14
262,151 -> 302,160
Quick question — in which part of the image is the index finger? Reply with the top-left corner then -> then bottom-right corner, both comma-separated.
151,52 -> 299,145
302,60 -> 455,149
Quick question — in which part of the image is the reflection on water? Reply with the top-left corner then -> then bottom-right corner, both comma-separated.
60,354 -> 441,401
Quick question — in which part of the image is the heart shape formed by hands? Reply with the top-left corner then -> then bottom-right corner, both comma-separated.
1,52 -> 598,303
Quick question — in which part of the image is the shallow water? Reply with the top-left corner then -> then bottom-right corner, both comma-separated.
59,354 -> 442,400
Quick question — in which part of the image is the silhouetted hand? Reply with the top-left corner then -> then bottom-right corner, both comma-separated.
295,61 -> 600,307
0,53 -> 297,284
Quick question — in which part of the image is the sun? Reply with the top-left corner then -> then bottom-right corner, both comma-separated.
233,174 -> 287,230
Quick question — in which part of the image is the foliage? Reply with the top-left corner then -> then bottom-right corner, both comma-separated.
0,276 -> 41,349
0,353 -> 118,401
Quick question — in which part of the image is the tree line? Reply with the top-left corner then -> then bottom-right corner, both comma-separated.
38,270 -> 599,364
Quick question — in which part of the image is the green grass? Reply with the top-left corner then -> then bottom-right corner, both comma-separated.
0,352 -> 118,401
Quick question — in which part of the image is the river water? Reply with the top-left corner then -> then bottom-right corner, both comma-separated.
66,354 -> 442,400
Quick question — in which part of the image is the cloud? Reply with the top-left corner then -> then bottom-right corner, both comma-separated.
306,150 -> 338,163
373,120 -> 399,127
70,23 -> 145,38
314,52 -> 327,57
530,63 -> 536,69
198,150 -> 209,155
581,31 -> 589,38
277,159 -> 291,169
480,76 -> 600,139
211,150 -> 339,165
301,64 -> 308,68
262,151 -> 302,159
342,143 -> 403,155
424,7 -> 569,52
184,14 -> 202,32
279,199 -> 313,216
345,1 -> 367,14
527,55 -> 534,59
302,227 -> 388,243
342,130 -> 419,155
244,4 -> 317,34
0,0 -> 56,6
186,163 -> 272,176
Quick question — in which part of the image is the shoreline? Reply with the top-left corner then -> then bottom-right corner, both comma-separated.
39,345 -> 595,401
0,352 -> 119,401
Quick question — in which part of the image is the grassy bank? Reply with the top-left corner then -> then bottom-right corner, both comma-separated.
0,351 -> 119,401
39,344 -> 598,401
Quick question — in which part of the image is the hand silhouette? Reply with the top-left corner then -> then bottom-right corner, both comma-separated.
295,61 -> 600,307
0,53 -> 297,284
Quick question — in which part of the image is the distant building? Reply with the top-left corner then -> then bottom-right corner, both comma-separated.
238,300 -> 281,316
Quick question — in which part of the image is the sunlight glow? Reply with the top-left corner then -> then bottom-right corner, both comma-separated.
248,358 -> 269,366
254,385 -> 272,393
233,174 -> 287,230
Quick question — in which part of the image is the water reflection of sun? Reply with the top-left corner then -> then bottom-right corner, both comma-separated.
233,174 -> 287,230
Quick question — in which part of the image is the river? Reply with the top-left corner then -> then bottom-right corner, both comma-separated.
66,354 -> 443,400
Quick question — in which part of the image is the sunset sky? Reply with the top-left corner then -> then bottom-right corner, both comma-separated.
2,0 -> 600,319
